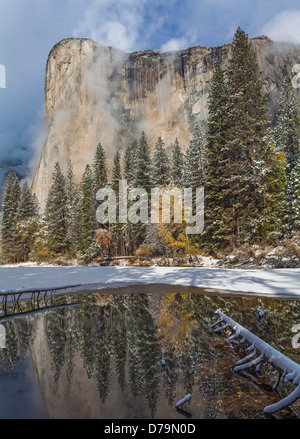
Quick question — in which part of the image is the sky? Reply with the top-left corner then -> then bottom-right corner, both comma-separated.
1,0 -> 300,178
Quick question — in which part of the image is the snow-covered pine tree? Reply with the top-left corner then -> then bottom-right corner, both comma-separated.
275,77 -> 300,234
80,164 -> 97,255
152,136 -> 170,187
65,161 -> 82,255
183,125 -> 205,190
258,131 -> 287,244
16,180 -> 39,261
67,188 -> 82,256
45,162 -> 68,254
130,132 -> 152,248
93,142 -> 108,190
204,61 -> 232,251
183,124 -> 205,225
170,138 -> 184,187
110,150 -> 126,255
124,146 -> 136,186
18,180 -> 38,221
1,171 -> 21,262
111,150 -> 122,193
134,131 -> 152,193
222,27 -> 270,249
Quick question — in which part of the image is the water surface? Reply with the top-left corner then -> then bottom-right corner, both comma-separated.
1,286 -> 300,419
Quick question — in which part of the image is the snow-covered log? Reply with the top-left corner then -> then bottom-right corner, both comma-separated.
175,394 -> 192,408
212,309 -> 300,414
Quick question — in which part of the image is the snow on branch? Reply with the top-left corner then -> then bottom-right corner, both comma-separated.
212,309 -> 300,414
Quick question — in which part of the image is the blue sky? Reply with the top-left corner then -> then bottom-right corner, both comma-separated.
1,0 -> 300,175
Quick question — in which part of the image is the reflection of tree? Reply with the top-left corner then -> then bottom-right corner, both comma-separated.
1,322 -> 19,373
0,317 -> 35,374
126,295 -> 161,418
110,301 -> 127,393
93,307 -> 111,404
44,309 -> 68,381
81,301 -> 96,379
158,293 -> 198,352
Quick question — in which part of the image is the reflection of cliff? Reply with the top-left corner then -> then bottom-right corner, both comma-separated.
32,36 -> 300,211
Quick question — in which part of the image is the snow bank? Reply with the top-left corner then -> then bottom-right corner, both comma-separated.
1,266 -> 300,298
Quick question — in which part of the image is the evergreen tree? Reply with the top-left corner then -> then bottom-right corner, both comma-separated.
80,164 -> 97,254
18,181 -> 38,221
124,146 -> 136,186
45,162 -> 68,253
1,171 -> 21,262
134,131 -> 152,192
131,132 -> 152,249
205,29 -> 286,252
93,143 -> 108,190
67,189 -> 82,256
224,27 -> 270,248
17,181 -> 39,261
65,161 -> 82,255
275,77 -> 300,233
110,150 -> 125,255
204,62 -> 231,250
170,138 -> 184,187
183,125 -> 205,190
258,132 -> 287,244
111,150 -> 122,193
152,136 -> 170,186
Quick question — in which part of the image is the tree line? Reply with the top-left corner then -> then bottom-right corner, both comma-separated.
1,27 -> 300,264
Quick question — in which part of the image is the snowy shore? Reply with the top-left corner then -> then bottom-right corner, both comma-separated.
1,264 -> 300,299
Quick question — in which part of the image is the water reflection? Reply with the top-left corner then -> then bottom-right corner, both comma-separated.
1,289 -> 300,419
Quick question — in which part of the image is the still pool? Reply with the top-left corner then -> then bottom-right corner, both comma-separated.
1,285 -> 300,419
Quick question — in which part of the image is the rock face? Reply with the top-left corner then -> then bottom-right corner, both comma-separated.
32,36 -> 300,211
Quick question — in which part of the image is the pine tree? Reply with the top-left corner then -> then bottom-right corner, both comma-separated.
183,125 -> 205,190
124,146 -> 136,186
134,131 -> 152,192
130,132 -> 152,249
18,181 -> 38,221
275,77 -> 300,233
258,132 -> 287,244
205,29 -> 286,252
81,164 -> 97,255
204,62 -> 232,250
17,181 -> 39,261
110,150 -> 125,255
65,161 -> 82,255
45,162 -> 68,253
1,172 -> 21,262
93,143 -> 108,190
170,138 -> 184,187
152,136 -> 170,187
111,150 -> 122,193
225,27 -> 270,248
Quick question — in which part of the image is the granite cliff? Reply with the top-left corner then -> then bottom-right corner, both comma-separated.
31,36 -> 300,211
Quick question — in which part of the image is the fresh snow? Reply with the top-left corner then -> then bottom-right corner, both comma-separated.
1,265 -> 300,298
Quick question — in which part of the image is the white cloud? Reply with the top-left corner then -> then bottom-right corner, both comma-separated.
73,0 -> 150,52
261,9 -> 300,44
160,37 -> 189,52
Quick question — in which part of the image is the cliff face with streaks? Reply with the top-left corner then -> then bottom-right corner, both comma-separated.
32,36 -> 300,210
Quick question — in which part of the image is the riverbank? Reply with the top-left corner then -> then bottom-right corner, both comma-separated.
1,265 -> 300,299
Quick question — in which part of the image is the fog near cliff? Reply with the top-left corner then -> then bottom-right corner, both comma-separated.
2,0 -> 300,188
